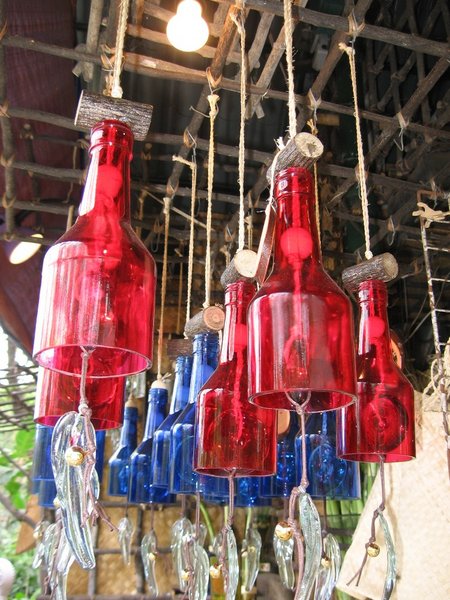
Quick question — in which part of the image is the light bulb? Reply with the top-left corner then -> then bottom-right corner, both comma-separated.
8,232 -> 43,264
167,0 -> 209,52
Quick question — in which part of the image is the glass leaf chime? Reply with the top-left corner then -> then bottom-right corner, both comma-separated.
247,167 -> 357,413
337,280 -> 416,462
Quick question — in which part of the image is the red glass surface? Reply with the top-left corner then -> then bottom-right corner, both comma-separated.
337,280 -> 415,462
34,367 -> 126,430
248,167 -> 357,412
194,280 -> 277,476
33,120 -> 156,377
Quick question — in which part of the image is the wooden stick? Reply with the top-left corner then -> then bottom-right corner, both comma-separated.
341,253 -> 399,292
74,91 -> 153,141
220,249 -> 258,287
166,338 -> 193,360
266,132 -> 323,181
184,306 -> 225,338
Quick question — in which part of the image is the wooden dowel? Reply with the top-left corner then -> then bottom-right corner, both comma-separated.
342,253 -> 399,292
266,132 -> 324,181
184,306 -> 225,338
220,249 -> 258,287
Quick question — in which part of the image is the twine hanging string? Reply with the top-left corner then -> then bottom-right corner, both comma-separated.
230,2 -> 247,252
339,40 -> 373,261
172,152 -> 197,329
109,0 -> 130,98
204,91 -> 220,308
347,457 -> 387,587
176,261 -> 184,335
156,197 -> 171,379
284,0 -> 297,139
78,346 -> 116,530
307,90 -> 322,250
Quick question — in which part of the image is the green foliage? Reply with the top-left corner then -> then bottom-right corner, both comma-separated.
14,429 -> 35,458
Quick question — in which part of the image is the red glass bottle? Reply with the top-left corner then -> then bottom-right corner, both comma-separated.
337,280 -> 415,462
194,280 -> 277,476
247,167 -> 357,412
34,367 -> 126,430
33,120 -> 156,377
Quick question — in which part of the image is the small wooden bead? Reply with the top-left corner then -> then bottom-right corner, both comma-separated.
65,445 -> 86,467
367,542 -> 380,557
275,521 -> 293,541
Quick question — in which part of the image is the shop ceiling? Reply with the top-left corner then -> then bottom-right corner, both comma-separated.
0,0 -> 448,372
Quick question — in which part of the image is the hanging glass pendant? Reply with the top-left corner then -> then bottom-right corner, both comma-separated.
296,412 -> 361,499
108,406 -> 138,496
151,354 -> 193,489
169,333 -> 219,494
248,167 -> 357,412
195,280 -> 276,477
34,367 -> 126,430
33,120 -> 156,378
128,382 -> 176,504
337,280 -> 415,462
260,411 -> 299,498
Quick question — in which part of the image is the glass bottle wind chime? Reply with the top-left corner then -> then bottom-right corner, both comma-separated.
334,38 -> 416,600
32,118 -> 156,579
244,4 -> 358,598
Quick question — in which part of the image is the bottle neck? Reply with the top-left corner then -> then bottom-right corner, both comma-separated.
273,167 -> 321,269
119,407 -> 138,447
220,281 -> 255,363
78,120 -> 132,221
357,280 -> 393,362
188,332 -> 219,403
143,389 -> 168,439
170,355 -> 193,413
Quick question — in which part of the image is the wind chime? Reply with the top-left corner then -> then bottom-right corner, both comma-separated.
334,38 -> 416,600
31,0 -> 156,596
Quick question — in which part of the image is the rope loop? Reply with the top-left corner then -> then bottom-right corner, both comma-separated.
0,153 -> 14,168
0,21 -> 7,42
206,67 -> 222,92
183,127 -> 196,149
0,100 -> 9,118
347,10 -> 365,41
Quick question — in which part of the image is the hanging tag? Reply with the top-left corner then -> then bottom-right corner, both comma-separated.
254,202 -> 276,285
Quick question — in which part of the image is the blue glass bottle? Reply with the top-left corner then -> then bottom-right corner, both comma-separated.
32,425 -> 54,481
261,412 -> 299,498
296,412 -> 361,499
169,333 -> 219,494
95,430 -> 106,484
151,355 -> 193,488
128,383 -> 176,504
38,479 -> 58,508
108,406 -> 138,496
236,477 -> 271,507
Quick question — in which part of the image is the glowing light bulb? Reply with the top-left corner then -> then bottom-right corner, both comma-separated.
167,0 -> 209,52
8,233 -> 43,264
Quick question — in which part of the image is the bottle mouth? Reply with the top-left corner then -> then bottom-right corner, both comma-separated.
90,120 -> 134,152
274,166 -> 313,196
358,279 -> 387,301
